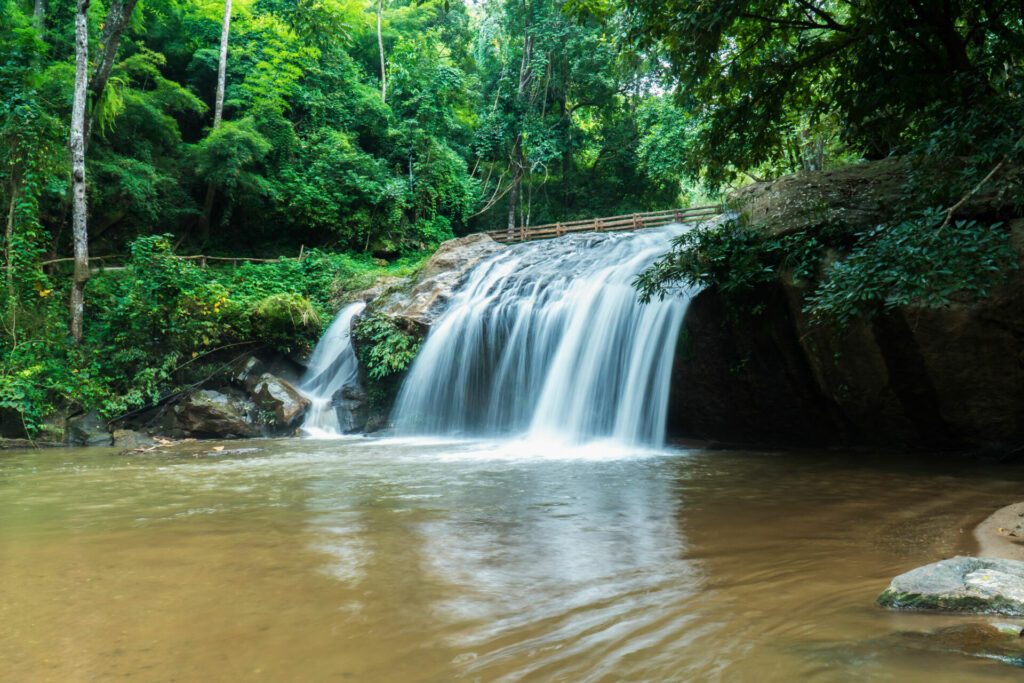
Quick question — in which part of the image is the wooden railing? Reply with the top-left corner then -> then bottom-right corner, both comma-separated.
485,205 -> 722,243
40,246 -> 312,272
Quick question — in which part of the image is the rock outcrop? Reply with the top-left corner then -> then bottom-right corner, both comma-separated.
373,233 -> 505,331
666,160 -> 1024,452
878,557 -> 1024,616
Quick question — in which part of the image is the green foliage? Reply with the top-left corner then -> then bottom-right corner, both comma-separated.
353,312 -> 422,380
0,232 -> 426,433
805,214 -> 1019,326
637,211 -> 1018,327
636,217 -> 822,302
629,0 -> 1024,189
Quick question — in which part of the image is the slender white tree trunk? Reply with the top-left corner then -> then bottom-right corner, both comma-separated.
214,0 -> 232,127
377,0 -> 386,103
33,0 -> 45,34
69,0 -> 90,342
200,0 -> 232,241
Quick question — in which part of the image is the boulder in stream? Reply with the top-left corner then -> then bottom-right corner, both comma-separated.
250,373 -> 310,430
67,410 -> 112,447
112,429 -> 155,450
174,389 -> 260,438
878,556 -> 1024,616
331,384 -> 369,433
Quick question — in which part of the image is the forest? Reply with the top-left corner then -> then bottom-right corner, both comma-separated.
1,0 -> 1022,436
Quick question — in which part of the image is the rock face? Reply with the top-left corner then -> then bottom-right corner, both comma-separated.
666,160 -> 1024,452
375,233 -> 505,330
878,557 -> 1024,616
250,373 -> 310,429
174,389 -> 260,438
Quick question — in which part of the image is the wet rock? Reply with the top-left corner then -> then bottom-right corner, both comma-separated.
878,556 -> 1024,615
112,429 -> 155,450
376,234 -> 505,329
332,384 -> 369,434
174,390 -> 260,438
67,410 -> 112,447
250,373 -> 310,430
353,276 -> 405,305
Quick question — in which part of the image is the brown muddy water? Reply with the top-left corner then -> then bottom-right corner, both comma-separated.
2,437 -> 1023,682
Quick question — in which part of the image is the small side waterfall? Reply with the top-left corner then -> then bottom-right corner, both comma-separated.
392,225 -> 695,446
299,301 -> 366,437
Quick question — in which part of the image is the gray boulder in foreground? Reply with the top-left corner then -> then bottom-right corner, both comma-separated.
879,556 -> 1024,616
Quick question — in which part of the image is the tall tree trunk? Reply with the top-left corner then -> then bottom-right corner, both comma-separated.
506,138 -> 524,240
5,180 -> 17,307
213,0 -> 232,128
507,6 -> 531,241
33,0 -> 45,34
85,0 -> 139,143
4,184 -> 16,343
69,0 -> 90,342
199,0 -> 232,242
506,167 -> 519,241
377,0 -> 386,103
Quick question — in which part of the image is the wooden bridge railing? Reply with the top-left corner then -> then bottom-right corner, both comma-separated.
485,205 -> 722,243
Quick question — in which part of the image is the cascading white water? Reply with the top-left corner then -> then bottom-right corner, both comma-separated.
299,301 -> 366,437
392,225 -> 696,446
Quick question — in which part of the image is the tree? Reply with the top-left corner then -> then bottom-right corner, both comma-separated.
86,0 -> 141,143
627,0 -> 1024,187
377,0 -> 386,103
199,0 -> 234,240
213,0 -> 232,128
32,0 -> 44,34
69,0 -> 90,341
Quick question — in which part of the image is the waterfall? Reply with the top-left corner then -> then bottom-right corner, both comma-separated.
392,225 -> 695,446
299,301 -> 366,437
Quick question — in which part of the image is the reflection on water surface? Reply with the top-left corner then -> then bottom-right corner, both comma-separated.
1,438 -> 1023,681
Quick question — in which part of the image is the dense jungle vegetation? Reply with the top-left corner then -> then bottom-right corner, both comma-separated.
1,0 -> 1022,436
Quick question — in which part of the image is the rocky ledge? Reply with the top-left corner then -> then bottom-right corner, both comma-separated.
878,556 -> 1024,616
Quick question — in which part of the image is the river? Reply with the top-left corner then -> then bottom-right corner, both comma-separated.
2,438 -> 1022,681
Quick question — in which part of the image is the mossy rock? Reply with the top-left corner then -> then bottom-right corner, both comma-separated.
878,557 -> 1024,616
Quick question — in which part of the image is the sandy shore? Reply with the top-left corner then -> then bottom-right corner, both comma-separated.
974,502 -> 1024,561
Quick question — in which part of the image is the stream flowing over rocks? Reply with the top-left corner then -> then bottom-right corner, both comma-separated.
343,160 -> 1024,452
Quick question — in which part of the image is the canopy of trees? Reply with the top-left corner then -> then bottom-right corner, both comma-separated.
1,0 -> 696,264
